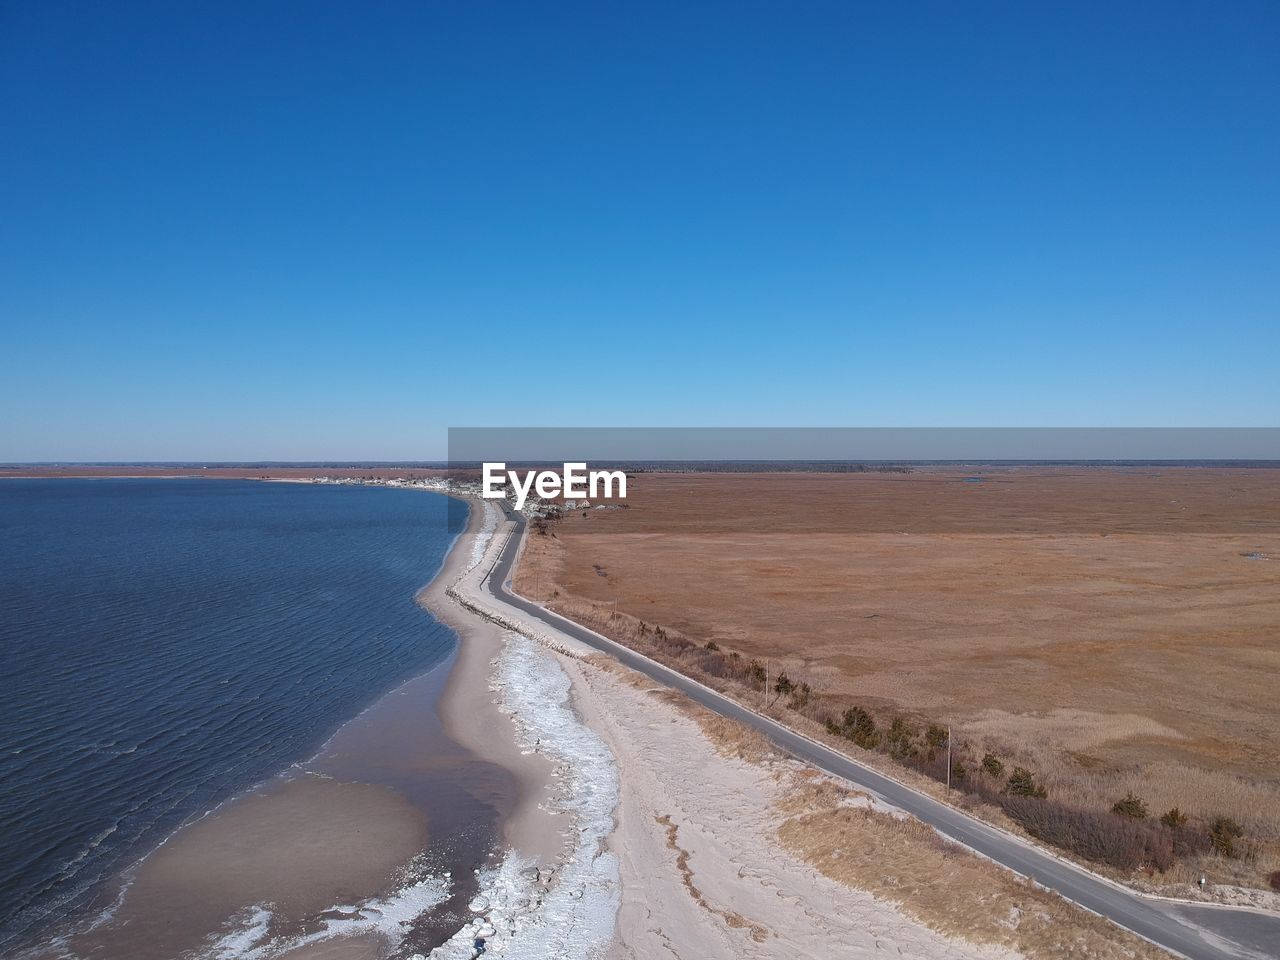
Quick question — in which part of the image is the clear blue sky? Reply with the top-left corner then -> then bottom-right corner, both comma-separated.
2,1 -> 1276,460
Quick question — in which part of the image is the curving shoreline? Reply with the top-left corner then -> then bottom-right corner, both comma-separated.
416,498 -> 567,869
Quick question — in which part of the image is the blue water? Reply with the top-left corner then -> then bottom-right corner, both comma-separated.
0,479 -> 466,950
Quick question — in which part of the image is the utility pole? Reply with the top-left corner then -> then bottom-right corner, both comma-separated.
946,725 -> 952,795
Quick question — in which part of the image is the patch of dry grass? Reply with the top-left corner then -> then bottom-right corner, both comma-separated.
967,712 -> 1279,832
665,694 -> 780,764
777,779 -> 1172,959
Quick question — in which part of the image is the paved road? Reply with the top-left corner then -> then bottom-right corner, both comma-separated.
483,511 -> 1279,960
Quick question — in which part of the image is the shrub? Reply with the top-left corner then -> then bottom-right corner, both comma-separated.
653,631 -> 694,657
1210,817 -> 1244,858
773,672 -> 795,697
838,706 -> 880,749
787,681 -> 812,711
921,727 -> 952,757
1170,822 -> 1211,859
1160,807 -> 1188,829
1001,797 -> 1175,872
1269,870 -> 1280,892
981,752 -> 1005,777
689,648 -> 730,679
886,717 -> 918,759
746,660 -> 767,687
950,758 -> 967,783
1005,767 -> 1047,799
1112,793 -> 1150,820
704,640 -> 719,651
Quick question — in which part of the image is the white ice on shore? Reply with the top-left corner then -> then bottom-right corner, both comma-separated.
465,502 -> 500,573
203,907 -> 273,959
427,633 -> 620,960
198,873 -> 451,960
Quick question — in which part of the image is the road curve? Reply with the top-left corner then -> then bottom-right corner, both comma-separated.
484,510 -> 1279,960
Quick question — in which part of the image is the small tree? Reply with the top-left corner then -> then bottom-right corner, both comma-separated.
924,723 -> 948,761
788,681 -> 812,711
886,717 -> 918,759
840,706 -> 880,749
1006,767 -> 1047,799
1112,793 -> 1149,820
773,672 -> 795,697
951,758 -> 967,783
1160,807 -> 1188,829
746,659 -> 767,687
704,640 -> 719,651
1210,817 -> 1243,858
981,752 -> 1005,777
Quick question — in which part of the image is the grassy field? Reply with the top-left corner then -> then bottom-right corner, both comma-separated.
515,467 -> 1280,890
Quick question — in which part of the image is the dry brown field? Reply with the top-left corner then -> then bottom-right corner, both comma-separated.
515,467 -> 1280,889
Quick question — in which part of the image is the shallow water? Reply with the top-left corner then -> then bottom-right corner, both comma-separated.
0,479 -> 466,952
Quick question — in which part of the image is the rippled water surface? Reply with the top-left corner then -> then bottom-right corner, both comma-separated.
0,479 -> 464,950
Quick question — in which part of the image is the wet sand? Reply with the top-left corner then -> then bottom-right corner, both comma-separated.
417,502 -> 566,865
71,779 -> 427,959
27,495 -> 552,960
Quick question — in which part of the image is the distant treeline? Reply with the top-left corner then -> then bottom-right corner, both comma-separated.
624,461 -> 913,473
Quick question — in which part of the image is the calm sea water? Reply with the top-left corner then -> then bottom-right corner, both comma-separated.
0,479 -> 465,950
